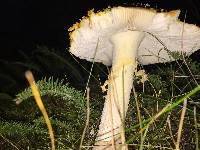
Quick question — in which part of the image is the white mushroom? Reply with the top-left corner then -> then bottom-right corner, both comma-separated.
69,6 -> 200,149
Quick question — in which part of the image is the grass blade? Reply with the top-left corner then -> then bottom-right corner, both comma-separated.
25,70 -> 55,150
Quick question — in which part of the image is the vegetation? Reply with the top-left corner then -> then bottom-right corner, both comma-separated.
0,46 -> 199,149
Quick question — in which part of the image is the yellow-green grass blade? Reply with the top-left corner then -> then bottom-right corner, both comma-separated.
25,70 -> 55,150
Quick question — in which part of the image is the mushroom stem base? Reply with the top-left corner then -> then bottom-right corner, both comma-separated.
94,31 -> 144,149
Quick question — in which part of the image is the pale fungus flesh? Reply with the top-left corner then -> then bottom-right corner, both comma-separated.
69,6 -> 200,149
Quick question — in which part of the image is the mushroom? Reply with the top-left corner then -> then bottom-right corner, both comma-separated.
68,6 -> 200,149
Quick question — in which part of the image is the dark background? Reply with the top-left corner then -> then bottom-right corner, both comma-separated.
0,1 -> 199,149
0,0 -> 200,95
0,0 -> 200,60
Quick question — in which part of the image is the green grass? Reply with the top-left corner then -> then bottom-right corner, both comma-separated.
0,50 -> 200,149
124,58 -> 200,150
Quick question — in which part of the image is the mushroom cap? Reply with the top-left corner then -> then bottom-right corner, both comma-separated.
69,7 -> 200,66
138,10 -> 200,65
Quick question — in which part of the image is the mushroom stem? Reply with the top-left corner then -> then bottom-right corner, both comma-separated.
95,30 -> 144,149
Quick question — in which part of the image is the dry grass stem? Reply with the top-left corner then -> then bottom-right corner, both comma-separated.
175,99 -> 187,150
166,116 -> 176,146
194,106 -> 199,150
0,134 -> 20,150
80,88 -> 90,150
132,85 -> 143,144
25,70 -> 55,150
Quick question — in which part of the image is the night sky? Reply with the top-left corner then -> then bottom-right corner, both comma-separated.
1,0 -> 200,60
